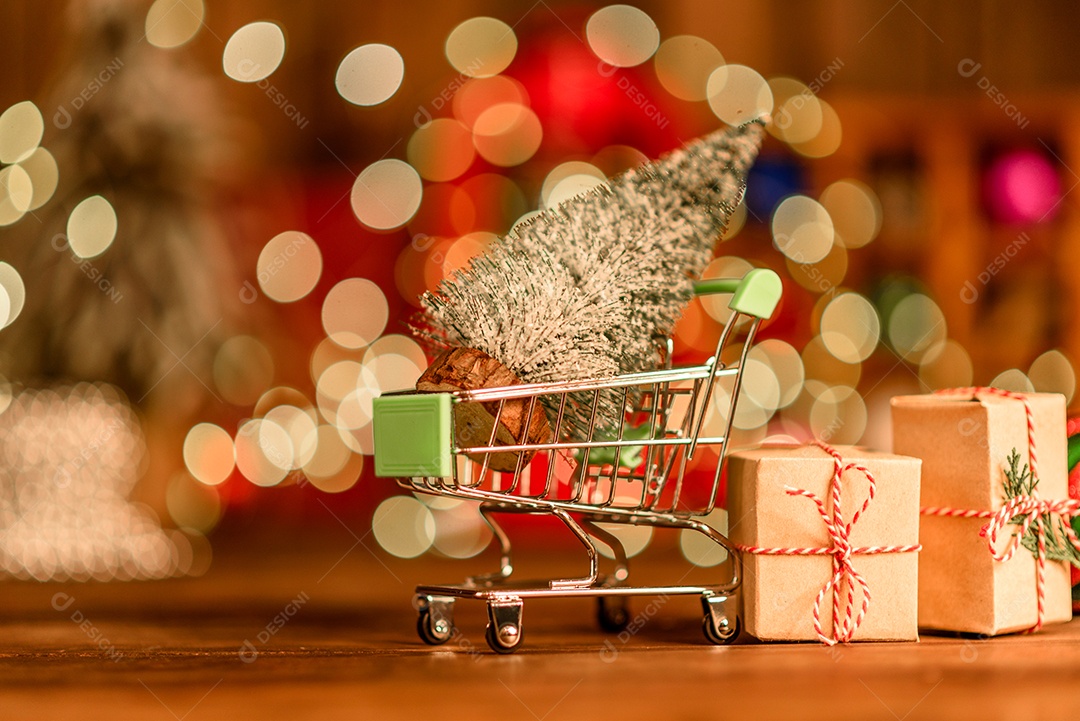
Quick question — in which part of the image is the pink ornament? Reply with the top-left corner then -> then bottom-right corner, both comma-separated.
983,148 -> 1063,224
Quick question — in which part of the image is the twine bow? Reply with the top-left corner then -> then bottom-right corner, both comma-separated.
737,441 -> 921,645
921,387 -> 1080,633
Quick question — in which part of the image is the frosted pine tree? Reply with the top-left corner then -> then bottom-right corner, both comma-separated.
416,121 -> 765,463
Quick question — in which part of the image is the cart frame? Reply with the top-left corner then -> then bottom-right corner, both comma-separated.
373,269 -> 782,652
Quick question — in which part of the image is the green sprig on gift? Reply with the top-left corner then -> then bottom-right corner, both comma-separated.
1002,448 -> 1080,567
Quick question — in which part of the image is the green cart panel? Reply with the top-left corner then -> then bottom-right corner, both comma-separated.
372,393 -> 453,478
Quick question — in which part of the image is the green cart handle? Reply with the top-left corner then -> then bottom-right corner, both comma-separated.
693,268 -> 782,320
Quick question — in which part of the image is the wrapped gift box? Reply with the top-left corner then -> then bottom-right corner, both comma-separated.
727,445 -> 921,642
891,391 -> 1072,635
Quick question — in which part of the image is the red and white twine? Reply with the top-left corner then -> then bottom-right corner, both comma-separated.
919,387 -> 1080,633
736,441 -> 921,646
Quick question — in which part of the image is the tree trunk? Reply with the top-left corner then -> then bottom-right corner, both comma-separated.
417,347 -> 552,473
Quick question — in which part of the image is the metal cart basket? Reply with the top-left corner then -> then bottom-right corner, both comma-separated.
372,269 -> 782,653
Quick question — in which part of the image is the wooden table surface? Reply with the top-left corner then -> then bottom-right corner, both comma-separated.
1,536 -> 1078,720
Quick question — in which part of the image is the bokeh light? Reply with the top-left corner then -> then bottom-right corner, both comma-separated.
918,340 -> 973,390
731,358 -> 782,429
820,179 -> 883,248
707,64 -> 773,127
317,360 -> 368,421
368,353 -> 424,395
431,503 -> 494,559
595,522 -> 653,560
989,368 -> 1035,393
445,17 -> 517,78
698,256 -> 753,326
326,366 -> 378,435
145,0 -> 204,49
183,423 -> 235,486
541,161 -> 607,209
214,336 -> 275,406
407,118 -> 475,182
586,4 -> 660,68
772,195 -> 834,264
442,231 -> 494,278
17,147 -> 58,211
256,231 -> 323,303
1028,349 -> 1076,403
680,508 -> 728,567
802,336 -> 861,389
264,404 -> 319,469
301,425 -> 355,489
0,101 -> 44,164
591,144 -> 649,176
165,472 -> 222,534
722,202 -> 748,241
786,241 -> 847,293
322,278 -> 388,349
820,292 -> 880,363
336,44 -> 405,106
887,293 -> 947,361
362,347 -> 416,399
452,76 -> 528,130
0,384 -> 185,581
983,148 -> 1062,224
351,159 -> 423,230
789,99 -> 841,157
472,103 -> 542,167
67,195 -> 118,259
310,337 -> 365,389
0,286 -> 9,334
372,496 -> 435,558
749,339 -> 805,408
810,385 -> 866,444
0,165 -> 32,226
364,334 -> 427,369
767,77 -> 823,144
0,262 -> 25,329
653,35 -> 724,102
223,21 -> 286,83
254,386 -> 317,420
234,419 -> 290,487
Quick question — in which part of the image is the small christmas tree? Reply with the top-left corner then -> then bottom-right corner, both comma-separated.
415,122 -> 765,465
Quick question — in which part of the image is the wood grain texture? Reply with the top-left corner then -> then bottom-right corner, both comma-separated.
0,539 -> 1077,720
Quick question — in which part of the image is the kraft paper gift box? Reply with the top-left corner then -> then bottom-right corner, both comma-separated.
727,445 -> 921,643
891,391 -> 1072,636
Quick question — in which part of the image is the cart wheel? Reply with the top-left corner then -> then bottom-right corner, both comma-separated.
417,608 -> 454,645
596,596 -> 630,633
702,613 -> 740,645
485,622 -> 523,654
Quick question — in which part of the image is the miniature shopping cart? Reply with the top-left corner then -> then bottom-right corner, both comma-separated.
372,269 -> 782,653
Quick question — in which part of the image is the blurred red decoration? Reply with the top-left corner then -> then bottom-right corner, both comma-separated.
982,148 -> 1063,224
